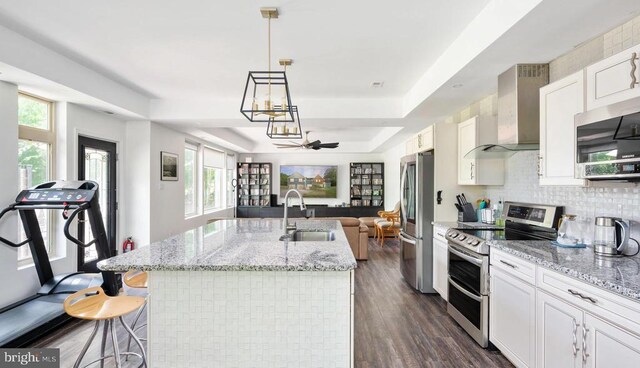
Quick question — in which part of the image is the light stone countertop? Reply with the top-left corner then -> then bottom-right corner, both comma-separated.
489,239 -> 640,301
97,219 -> 357,272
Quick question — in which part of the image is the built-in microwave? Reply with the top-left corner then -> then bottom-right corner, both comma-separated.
575,96 -> 640,181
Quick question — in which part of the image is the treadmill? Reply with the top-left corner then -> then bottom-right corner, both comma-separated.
0,180 -> 119,347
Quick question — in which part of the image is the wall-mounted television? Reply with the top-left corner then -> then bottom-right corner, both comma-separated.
280,165 -> 337,198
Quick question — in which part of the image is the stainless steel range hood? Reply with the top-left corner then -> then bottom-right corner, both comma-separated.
465,64 -> 549,159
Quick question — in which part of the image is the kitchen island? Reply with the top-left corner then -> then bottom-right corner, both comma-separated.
98,219 -> 357,368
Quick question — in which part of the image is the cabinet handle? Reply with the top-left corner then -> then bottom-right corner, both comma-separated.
572,318 -> 580,357
582,325 -> 590,363
470,163 -> 474,180
537,155 -> 543,177
499,259 -> 518,269
631,52 -> 639,89
568,289 -> 598,304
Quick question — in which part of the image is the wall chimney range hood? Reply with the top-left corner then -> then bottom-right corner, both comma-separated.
465,64 -> 549,159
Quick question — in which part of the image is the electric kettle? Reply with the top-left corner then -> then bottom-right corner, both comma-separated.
593,217 -> 630,257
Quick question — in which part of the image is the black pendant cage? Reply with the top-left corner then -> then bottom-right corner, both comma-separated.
266,106 -> 303,139
240,71 -> 295,123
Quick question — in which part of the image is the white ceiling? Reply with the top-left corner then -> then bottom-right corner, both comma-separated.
0,0 -> 639,153
0,0 -> 490,100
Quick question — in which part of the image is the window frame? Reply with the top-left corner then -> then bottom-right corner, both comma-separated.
203,165 -> 223,213
184,142 -> 199,218
17,92 -> 56,264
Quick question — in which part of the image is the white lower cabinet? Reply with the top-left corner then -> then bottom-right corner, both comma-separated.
583,313 -> 640,368
536,290 -> 583,368
490,266 -> 536,368
432,233 -> 448,300
488,249 -> 640,368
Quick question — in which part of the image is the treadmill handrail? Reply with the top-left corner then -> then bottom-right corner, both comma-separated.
0,204 -> 31,248
13,204 -> 86,210
63,204 -> 97,248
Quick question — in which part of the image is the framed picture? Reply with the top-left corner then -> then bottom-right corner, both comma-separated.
280,165 -> 337,198
161,151 -> 178,181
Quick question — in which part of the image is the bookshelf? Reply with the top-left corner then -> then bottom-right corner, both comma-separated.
350,162 -> 384,207
237,162 -> 272,207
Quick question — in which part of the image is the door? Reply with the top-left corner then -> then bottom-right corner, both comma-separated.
458,117 -> 477,185
586,45 -> 640,110
77,136 -> 117,272
432,236 -> 448,300
400,155 -> 416,237
584,313 -> 640,368
399,233 -> 417,289
489,266 -> 536,368
539,70 -> 586,186
536,290 -> 583,368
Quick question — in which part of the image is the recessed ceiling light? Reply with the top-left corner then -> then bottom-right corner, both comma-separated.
370,81 -> 384,88
452,83 -> 463,89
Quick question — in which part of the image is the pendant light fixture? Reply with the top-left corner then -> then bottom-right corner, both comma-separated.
240,7 -> 295,123
266,59 -> 303,139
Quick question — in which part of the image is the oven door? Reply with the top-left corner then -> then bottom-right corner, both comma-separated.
447,243 -> 489,347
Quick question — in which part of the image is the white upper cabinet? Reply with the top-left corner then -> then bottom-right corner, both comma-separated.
457,116 -> 504,185
586,45 -> 640,111
417,126 -> 434,153
539,70 -> 586,186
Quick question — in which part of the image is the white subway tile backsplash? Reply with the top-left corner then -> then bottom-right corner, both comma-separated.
485,151 -> 640,242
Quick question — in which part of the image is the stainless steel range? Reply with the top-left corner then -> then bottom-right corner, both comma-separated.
445,202 -> 564,348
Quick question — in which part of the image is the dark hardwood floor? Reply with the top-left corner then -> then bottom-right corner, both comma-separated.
354,239 -> 512,368
28,238 -> 512,367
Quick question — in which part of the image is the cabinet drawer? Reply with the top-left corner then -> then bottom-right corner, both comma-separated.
490,248 -> 536,285
537,267 -> 640,335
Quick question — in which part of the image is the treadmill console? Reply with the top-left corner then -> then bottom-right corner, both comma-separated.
16,188 -> 96,204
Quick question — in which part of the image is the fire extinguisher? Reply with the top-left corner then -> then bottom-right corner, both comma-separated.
123,237 -> 135,253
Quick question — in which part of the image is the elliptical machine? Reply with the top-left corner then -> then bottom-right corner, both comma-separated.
0,180 -> 119,347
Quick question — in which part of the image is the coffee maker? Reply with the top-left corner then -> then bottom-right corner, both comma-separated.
593,217 -> 630,257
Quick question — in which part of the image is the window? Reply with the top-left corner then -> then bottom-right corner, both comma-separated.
17,93 -> 55,261
184,143 -> 198,217
203,147 -> 224,212
226,154 -> 236,208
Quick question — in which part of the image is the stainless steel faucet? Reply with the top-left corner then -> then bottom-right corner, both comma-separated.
283,189 -> 306,235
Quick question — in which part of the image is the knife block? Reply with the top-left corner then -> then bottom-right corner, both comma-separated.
458,203 -> 478,222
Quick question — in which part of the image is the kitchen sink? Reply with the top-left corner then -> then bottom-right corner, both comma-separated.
288,230 -> 336,242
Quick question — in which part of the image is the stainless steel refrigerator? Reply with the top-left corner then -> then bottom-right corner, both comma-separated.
399,152 -> 436,293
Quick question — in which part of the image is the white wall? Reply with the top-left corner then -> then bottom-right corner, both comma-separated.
382,144 -> 405,211
238,152 -> 385,207
126,122 -> 235,244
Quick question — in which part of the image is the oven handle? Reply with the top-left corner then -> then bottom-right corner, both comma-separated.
399,233 -> 416,245
448,276 -> 483,302
448,244 -> 484,266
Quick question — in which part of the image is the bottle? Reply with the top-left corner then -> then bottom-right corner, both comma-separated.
494,200 -> 504,227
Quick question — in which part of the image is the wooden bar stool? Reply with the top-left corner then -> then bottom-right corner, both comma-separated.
123,270 -> 148,358
64,287 -> 147,368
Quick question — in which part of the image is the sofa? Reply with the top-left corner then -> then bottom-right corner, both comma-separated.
309,217 -> 368,261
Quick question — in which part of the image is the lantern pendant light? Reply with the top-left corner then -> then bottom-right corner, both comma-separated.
266,59 -> 303,139
240,7 -> 295,123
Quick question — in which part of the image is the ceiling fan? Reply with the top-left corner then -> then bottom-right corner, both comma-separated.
273,131 -> 339,150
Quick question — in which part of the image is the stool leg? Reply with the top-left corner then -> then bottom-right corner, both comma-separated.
99,320 -> 109,368
110,318 -> 122,368
73,320 -> 100,368
126,301 -> 147,360
120,316 -> 148,368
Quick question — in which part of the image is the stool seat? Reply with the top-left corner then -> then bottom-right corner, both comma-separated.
124,270 -> 148,288
377,221 -> 401,228
64,287 -> 145,321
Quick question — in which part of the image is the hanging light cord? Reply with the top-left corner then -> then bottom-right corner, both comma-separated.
267,13 -> 272,101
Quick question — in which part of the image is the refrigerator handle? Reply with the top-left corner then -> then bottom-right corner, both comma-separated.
400,163 -> 408,225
